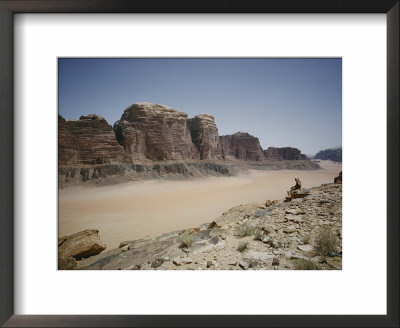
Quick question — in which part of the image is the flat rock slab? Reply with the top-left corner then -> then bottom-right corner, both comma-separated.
297,244 -> 313,252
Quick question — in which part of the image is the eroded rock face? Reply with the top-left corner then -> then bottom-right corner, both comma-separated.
219,132 -> 264,161
264,147 -> 306,160
114,103 -> 197,162
187,114 -> 221,160
58,229 -> 106,261
59,114 -> 125,166
58,115 -> 79,165
315,146 -> 342,162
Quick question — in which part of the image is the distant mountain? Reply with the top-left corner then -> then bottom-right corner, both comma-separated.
314,146 -> 342,162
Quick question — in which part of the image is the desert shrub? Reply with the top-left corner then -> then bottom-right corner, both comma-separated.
283,240 -> 292,248
294,258 -> 320,270
237,241 -> 249,252
301,234 -> 311,244
315,228 -> 337,257
253,228 -> 264,241
235,223 -> 255,237
247,259 -> 259,268
179,232 -> 193,248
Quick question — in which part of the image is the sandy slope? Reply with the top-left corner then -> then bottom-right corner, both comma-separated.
59,160 -> 341,249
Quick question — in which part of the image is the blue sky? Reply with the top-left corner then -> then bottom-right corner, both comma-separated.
58,58 -> 341,155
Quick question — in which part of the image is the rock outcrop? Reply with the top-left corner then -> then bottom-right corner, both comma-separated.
264,147 -> 307,160
315,146 -> 342,162
219,132 -> 264,161
334,171 -> 342,184
187,114 -> 221,160
58,229 -> 106,261
59,114 -> 125,166
74,183 -> 342,270
113,103 -> 197,162
58,115 -> 79,165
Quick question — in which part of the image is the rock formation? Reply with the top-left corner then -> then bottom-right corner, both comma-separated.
58,115 -> 79,165
264,147 -> 307,160
73,183 -> 342,270
59,114 -> 125,166
113,103 -> 197,162
315,146 -> 342,162
187,114 -> 221,160
334,171 -> 342,184
219,132 -> 264,161
58,229 -> 106,261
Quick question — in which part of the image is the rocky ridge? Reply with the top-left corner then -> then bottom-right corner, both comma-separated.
59,102 -> 320,185
219,132 -> 265,161
315,146 -> 342,162
59,114 -> 125,165
264,147 -> 308,160
63,180 -> 342,271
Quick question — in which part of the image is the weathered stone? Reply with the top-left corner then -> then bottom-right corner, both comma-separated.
207,261 -> 213,268
58,256 -> 77,270
315,146 -> 342,162
272,258 -> 280,266
59,114 -> 125,166
297,244 -> 313,252
239,261 -> 250,270
283,226 -> 296,233
114,103 -> 197,162
334,171 -> 342,184
58,229 -> 106,260
187,114 -> 222,160
219,132 -> 264,161
151,258 -> 164,268
264,147 -> 306,160
120,245 -> 129,252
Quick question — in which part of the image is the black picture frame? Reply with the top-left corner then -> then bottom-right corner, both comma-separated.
0,1 -> 398,327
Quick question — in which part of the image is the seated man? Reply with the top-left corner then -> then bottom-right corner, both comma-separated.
290,177 -> 301,191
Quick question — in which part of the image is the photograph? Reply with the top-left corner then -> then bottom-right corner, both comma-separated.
57,58 -> 342,271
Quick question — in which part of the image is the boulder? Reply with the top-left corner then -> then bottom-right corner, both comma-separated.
58,229 -> 106,260
334,171 -> 342,184
58,256 -> 77,270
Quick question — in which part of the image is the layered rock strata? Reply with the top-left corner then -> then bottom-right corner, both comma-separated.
187,114 -> 221,160
264,147 -> 308,160
219,132 -> 264,161
113,103 -> 197,162
59,114 -> 125,165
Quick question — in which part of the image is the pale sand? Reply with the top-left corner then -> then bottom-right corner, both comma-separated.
59,160 -> 341,249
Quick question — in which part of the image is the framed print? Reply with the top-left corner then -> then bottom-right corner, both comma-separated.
0,0 -> 398,327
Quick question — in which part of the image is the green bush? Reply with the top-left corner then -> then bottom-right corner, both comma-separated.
237,241 -> 249,252
179,232 -> 193,248
315,228 -> 337,257
294,258 -> 320,270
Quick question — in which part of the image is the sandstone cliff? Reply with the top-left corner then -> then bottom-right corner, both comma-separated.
59,114 -> 125,166
264,147 -> 308,160
187,114 -> 221,160
219,132 -> 264,161
315,146 -> 342,162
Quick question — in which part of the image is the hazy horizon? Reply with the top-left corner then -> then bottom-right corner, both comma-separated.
58,58 -> 342,155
